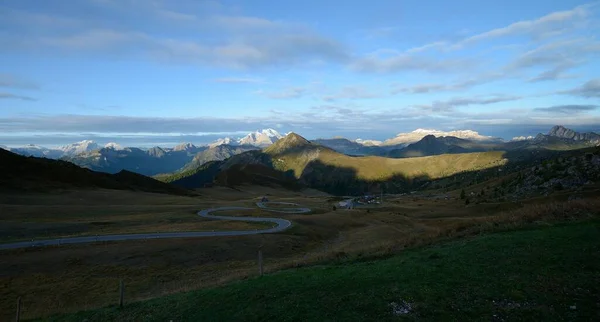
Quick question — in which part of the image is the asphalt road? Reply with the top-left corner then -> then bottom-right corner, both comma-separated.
0,202 -> 310,251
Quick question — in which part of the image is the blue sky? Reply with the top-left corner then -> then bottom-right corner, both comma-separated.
1,0 -> 599,147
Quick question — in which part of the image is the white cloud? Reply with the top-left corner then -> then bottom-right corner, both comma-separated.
561,79 -> 600,98
414,94 -> 522,112
351,52 -> 473,74
451,3 -> 593,49
533,104 -> 598,114
213,77 -> 263,84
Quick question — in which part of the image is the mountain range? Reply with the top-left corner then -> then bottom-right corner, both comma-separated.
3,125 -> 599,196
160,132 -> 513,194
2,126 -> 598,177
209,129 -> 284,148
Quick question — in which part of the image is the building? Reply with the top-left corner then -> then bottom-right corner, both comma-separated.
337,199 -> 354,209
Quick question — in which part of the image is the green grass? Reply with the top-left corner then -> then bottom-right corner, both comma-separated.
46,220 -> 600,321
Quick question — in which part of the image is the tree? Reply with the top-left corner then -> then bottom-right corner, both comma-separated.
460,189 -> 466,200
465,198 -> 470,205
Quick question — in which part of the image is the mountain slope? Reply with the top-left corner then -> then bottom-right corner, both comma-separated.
503,126 -> 599,151
215,164 -> 303,190
178,133 -> 509,194
181,144 -> 259,172
237,128 -> 284,147
547,125 -> 600,143
64,146 -> 205,176
388,135 -> 494,158
59,140 -> 100,156
7,144 -> 64,158
156,161 -> 225,189
0,148 -> 191,195
311,138 -> 387,156
382,128 -> 501,146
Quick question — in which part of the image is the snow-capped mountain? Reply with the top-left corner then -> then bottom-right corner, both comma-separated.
381,129 -> 501,146
355,138 -> 383,146
511,136 -> 534,141
59,140 -> 100,156
104,142 -> 124,150
172,142 -> 198,152
210,129 -> 284,148
238,129 -> 283,147
8,144 -> 64,158
209,137 -> 235,148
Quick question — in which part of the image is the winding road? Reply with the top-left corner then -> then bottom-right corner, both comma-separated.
0,202 -> 310,251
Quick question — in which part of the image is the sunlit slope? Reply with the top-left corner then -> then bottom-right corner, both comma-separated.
264,133 -> 507,181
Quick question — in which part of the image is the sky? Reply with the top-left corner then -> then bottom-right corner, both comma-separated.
1,0 -> 599,147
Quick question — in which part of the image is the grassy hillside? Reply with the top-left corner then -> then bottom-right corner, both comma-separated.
0,148 -> 191,195
161,133 -> 597,195
424,147 -> 600,202
162,133 -> 508,193
180,145 -> 258,172
313,150 -> 505,180
155,161 -> 224,188
264,133 -> 507,181
49,220 -> 600,321
214,164 -> 303,190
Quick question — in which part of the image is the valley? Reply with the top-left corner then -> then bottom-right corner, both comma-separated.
1,126 -> 599,321
4,2 -> 600,320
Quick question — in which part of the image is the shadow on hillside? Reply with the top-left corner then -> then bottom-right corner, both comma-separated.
299,149 -> 576,195
172,146 -> 597,196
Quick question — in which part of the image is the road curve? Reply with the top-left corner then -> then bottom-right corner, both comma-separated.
0,202 -> 309,251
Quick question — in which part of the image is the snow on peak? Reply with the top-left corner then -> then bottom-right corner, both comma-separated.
59,140 -> 99,155
104,142 -> 124,150
238,128 -> 284,147
24,144 -> 44,149
511,136 -> 534,141
209,137 -> 236,148
259,128 -> 282,137
355,138 -> 383,146
173,142 -> 197,151
383,129 -> 499,146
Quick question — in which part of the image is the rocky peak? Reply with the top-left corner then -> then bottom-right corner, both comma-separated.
173,143 -> 197,152
265,132 -> 311,154
421,134 -> 437,142
147,146 -> 166,157
547,125 -> 600,143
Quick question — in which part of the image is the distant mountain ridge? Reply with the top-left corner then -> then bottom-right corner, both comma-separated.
388,135 -> 475,158
209,128 -> 284,148
381,128 -> 502,146
311,138 -> 389,156
179,144 -> 259,172
59,140 -> 100,156
6,125 -> 598,178
162,132 -> 509,195
63,145 -> 206,176
547,125 -> 600,143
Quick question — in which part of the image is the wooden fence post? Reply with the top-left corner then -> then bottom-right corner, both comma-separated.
15,297 -> 21,322
258,250 -> 263,276
119,280 -> 125,308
